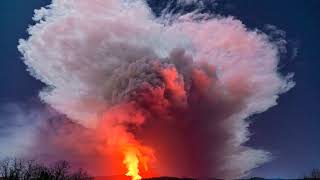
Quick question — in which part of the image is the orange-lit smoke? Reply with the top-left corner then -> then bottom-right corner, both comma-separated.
97,103 -> 156,179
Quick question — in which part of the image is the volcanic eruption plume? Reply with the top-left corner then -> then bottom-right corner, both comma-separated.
18,0 -> 294,179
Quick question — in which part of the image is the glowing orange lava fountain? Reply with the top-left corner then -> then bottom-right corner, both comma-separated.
122,144 -> 153,180
123,148 -> 142,180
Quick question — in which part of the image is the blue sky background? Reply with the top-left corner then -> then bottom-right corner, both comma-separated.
0,0 -> 319,178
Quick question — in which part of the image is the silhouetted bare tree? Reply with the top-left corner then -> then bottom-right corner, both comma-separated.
304,168 -> 320,179
51,160 -> 70,180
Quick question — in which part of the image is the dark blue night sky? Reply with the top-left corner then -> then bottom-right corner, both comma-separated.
1,0 -> 320,178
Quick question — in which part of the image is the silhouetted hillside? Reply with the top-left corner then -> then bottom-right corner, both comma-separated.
94,177 -> 306,180
143,177 -> 195,180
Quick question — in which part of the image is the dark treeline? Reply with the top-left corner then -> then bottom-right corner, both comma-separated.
0,158 -> 92,180
1,158 -> 320,180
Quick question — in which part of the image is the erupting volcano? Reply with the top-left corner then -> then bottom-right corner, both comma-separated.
18,0 -> 294,179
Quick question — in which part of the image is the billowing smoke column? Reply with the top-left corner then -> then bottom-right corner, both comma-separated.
18,0 -> 294,179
